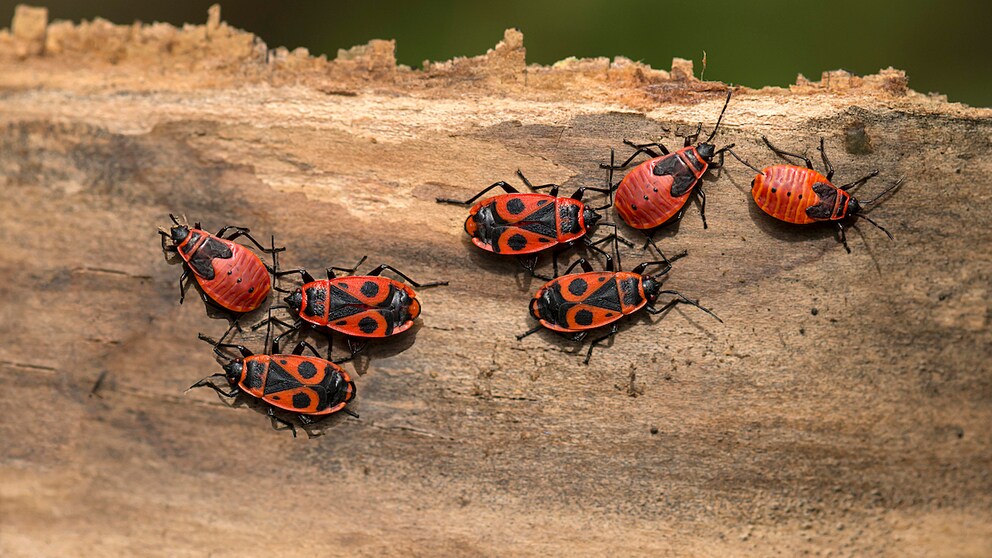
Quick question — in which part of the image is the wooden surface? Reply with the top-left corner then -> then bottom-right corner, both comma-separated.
1,6 -> 991,557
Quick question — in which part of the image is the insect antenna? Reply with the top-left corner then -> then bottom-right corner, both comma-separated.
704,88 -> 733,143
169,213 -> 181,226
721,147 -> 764,174
855,214 -> 894,240
861,178 -> 904,209
198,325 -> 238,365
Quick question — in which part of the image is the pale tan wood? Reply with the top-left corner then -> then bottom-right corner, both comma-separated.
1,5 -> 990,557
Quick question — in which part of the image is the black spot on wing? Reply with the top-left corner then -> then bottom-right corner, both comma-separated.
507,234 -> 529,251
292,392 -> 311,409
187,236 -> 233,279
358,316 -> 379,334
263,360 -> 301,395
506,198 -> 526,214
568,278 -> 588,296
360,281 -> 380,297
574,309 -> 594,326
297,361 -> 318,379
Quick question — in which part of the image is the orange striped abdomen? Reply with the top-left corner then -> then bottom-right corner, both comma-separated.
751,165 -> 825,225
614,150 -> 704,229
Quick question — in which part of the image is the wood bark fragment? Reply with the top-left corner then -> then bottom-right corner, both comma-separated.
1,5 -> 990,557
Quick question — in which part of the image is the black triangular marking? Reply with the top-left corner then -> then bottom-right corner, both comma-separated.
263,360 -> 301,395
583,278 -> 623,312
516,203 -> 558,238
806,183 -> 837,220
327,284 -> 367,320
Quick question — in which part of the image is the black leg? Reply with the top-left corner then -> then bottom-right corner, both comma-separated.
516,324 -> 543,341
837,170 -> 879,192
561,257 -> 595,276
215,225 -> 248,238
159,230 -> 177,253
518,255 -> 550,280
624,140 -> 670,156
582,238 -> 614,272
836,222 -> 851,253
587,228 -> 632,249
601,145 -> 660,170
326,255 -> 369,279
188,375 -> 239,398
516,169 -> 559,197
646,290 -> 723,323
762,136 -> 814,169
333,338 -> 367,364
632,249 -> 689,277
696,184 -> 708,229
584,324 -> 620,365
272,322 -> 304,354
683,123 -> 702,147
569,185 -> 614,203
274,268 -> 317,284
223,229 -> 284,254
251,316 -> 298,332
290,340 -> 322,357
267,407 -> 298,438
178,268 -> 192,304
198,332 -> 255,358
365,264 -> 448,288
817,138 -> 834,181
436,181 -> 520,205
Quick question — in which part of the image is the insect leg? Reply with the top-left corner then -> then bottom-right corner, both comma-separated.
837,170 -> 879,192
696,184 -> 708,229
836,222 -> 852,253
290,340 -> 322,357
221,229 -> 285,255
518,256 -> 551,281
267,408 -> 298,438
646,291 -> 722,322
562,257 -> 595,276
178,268 -> 192,304
364,264 -> 449,288
326,255 -> 369,279
273,268 -> 317,284
762,136 -> 814,169
817,138 -> 835,181
583,324 -> 620,365
436,181 -> 520,205
516,170 -> 559,197
516,324 -> 543,341
187,376 -> 239,398
624,140 -> 670,155
600,144 -> 659,170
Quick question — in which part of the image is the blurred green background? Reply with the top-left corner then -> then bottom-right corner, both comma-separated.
3,0 -> 989,107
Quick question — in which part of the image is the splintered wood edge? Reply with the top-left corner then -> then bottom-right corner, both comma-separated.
0,4 -> 987,118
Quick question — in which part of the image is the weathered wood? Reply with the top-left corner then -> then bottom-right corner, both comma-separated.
1,5 -> 990,556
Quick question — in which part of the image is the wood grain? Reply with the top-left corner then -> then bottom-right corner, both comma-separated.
1,6 -> 990,557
